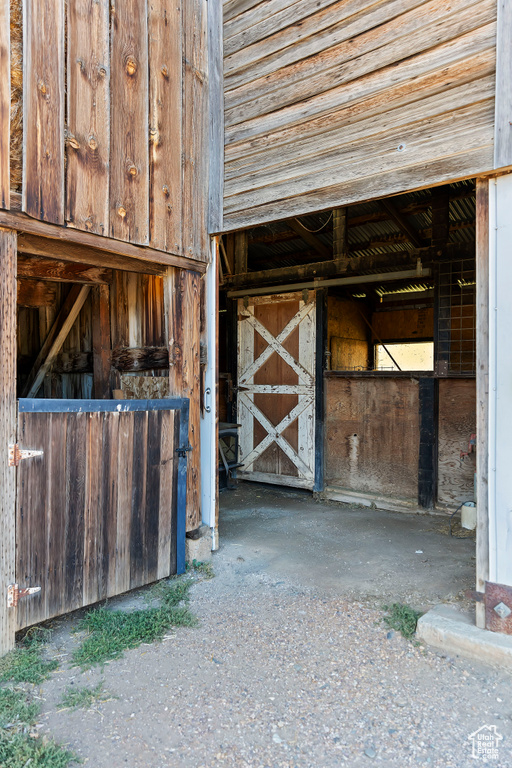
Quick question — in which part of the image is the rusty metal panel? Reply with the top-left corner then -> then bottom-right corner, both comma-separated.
485,581 -> 512,635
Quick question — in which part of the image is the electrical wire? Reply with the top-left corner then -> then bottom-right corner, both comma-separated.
294,212 -> 333,233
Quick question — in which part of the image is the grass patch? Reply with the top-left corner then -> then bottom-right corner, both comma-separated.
0,730 -> 74,768
382,603 -> 423,640
0,686 -> 75,767
72,579 -> 197,669
0,688 -> 39,728
186,559 -> 215,580
0,629 -> 58,685
59,681 -> 109,711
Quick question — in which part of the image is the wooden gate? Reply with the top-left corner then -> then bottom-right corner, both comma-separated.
237,292 -> 316,489
14,398 -> 189,630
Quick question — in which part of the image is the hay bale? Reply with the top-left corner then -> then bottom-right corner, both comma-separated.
10,0 -> 22,192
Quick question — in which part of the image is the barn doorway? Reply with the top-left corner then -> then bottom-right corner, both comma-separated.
217,180 -> 477,523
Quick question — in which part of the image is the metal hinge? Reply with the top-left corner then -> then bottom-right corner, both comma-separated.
7,584 -> 41,608
176,444 -> 192,459
8,445 -> 43,467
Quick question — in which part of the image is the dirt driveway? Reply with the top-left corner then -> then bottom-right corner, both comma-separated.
36,487 -> 511,767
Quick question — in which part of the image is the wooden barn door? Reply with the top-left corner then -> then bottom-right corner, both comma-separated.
13,398 -> 189,630
237,292 -> 316,489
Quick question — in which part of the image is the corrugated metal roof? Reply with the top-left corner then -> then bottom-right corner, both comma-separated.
246,179 -> 475,272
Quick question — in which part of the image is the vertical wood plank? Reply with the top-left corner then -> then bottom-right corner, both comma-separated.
207,0 -> 223,234
148,0 -> 182,253
182,0 -> 208,261
168,268 -> 202,529
129,410 -> 148,587
157,409 -> 174,579
0,0 -> 10,209
476,177 -> 489,628
83,412 -> 103,606
91,284 -> 111,398
110,0 -> 149,244
64,411 -> 86,611
145,409 -> 161,582
116,411 -> 133,594
494,0 -> 512,169
0,228 -> 16,652
46,413 -> 67,621
66,0 -> 110,234
104,411 -> 119,597
22,0 -> 64,223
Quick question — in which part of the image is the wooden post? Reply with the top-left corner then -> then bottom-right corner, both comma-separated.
475,177 -> 489,629
313,289 -> 327,493
332,208 -> 348,269
167,267 -> 202,531
431,186 -> 450,249
92,285 -> 112,398
234,231 -> 248,275
0,228 -> 17,654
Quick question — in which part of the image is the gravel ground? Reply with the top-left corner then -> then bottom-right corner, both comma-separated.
34,546 -> 512,768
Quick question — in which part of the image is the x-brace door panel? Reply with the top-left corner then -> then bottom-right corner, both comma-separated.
237,292 -> 316,489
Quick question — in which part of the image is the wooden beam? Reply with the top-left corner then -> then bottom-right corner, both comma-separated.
17,233 -> 165,276
0,209 -> 206,273
17,278 -> 57,307
290,218 -> 331,260
22,285 -> 91,397
494,0 -> 512,168
380,199 -> 424,249
0,228 -> 17,654
232,244 -> 475,290
17,253 -> 113,283
91,285 -> 111,398
475,177 -> 489,629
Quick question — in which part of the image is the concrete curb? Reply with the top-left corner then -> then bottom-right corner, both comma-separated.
417,604 -> 512,669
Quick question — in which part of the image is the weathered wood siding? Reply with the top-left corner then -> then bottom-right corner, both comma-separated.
223,0 -> 497,230
15,405 -> 179,630
3,0 -> 211,263
324,375 -> 420,502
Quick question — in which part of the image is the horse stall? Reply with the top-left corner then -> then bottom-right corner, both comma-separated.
0,0 -> 219,652
215,0 -> 512,633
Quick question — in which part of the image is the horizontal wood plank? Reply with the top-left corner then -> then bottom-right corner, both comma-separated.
222,0 -> 496,230
0,211 -> 206,272
17,253 -> 112,283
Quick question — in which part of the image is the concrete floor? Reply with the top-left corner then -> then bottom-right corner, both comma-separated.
220,482 -> 476,610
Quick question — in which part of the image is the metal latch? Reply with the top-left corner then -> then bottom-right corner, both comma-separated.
176,444 -> 192,459
8,445 -> 43,467
7,584 -> 41,608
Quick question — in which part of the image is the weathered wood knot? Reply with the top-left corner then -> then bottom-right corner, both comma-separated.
65,132 -> 80,150
88,135 -> 98,151
126,57 -> 137,76
38,79 -> 47,95
161,65 -> 169,79
117,206 -> 127,218
128,165 -> 138,177
162,185 -> 170,197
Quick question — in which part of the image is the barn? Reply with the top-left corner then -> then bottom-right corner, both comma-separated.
0,0 -> 511,652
